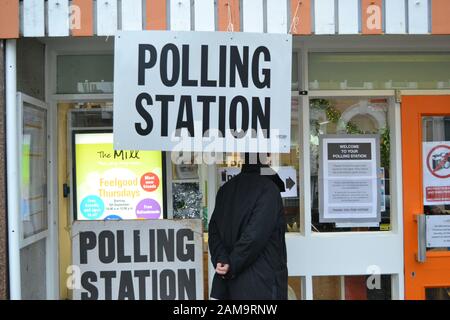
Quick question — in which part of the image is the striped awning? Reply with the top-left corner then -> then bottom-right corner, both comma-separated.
1,0 -> 450,39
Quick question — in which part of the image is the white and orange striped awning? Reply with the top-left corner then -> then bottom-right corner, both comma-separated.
1,0 -> 450,39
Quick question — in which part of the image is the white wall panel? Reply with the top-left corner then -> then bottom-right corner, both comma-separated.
121,0 -> 143,31
23,0 -> 45,37
408,0 -> 429,34
338,0 -> 358,34
267,0 -> 288,34
170,0 -> 191,31
242,0 -> 264,32
96,0 -> 118,36
315,0 -> 335,34
385,0 -> 406,34
194,0 -> 215,31
48,0 -> 70,37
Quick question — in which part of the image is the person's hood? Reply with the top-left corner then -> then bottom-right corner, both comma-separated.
241,164 -> 286,193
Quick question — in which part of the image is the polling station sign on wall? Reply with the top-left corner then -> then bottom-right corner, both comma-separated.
72,220 -> 203,300
319,135 -> 381,224
113,31 -> 292,153
422,141 -> 450,205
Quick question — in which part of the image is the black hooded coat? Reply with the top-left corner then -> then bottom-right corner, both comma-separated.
208,164 -> 288,300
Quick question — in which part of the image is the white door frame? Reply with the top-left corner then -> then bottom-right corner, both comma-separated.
6,39 -> 21,300
16,92 -> 56,299
6,40 -> 58,300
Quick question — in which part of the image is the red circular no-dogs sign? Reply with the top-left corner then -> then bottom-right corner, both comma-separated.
426,144 -> 450,179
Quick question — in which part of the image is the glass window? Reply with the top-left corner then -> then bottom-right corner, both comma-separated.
214,96 -> 301,233
426,287 -> 450,300
292,52 -> 299,91
310,98 -> 391,232
313,275 -> 392,300
57,55 -> 114,94
309,53 -> 450,90
288,276 -> 303,300
282,96 -> 300,232
20,238 -> 46,299
170,151 -> 204,223
21,103 -> 48,238
172,182 -> 202,219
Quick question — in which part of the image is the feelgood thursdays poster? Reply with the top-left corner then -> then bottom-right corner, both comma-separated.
75,133 -> 164,220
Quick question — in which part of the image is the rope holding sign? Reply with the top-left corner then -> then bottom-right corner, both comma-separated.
289,0 -> 302,34
226,1 -> 234,32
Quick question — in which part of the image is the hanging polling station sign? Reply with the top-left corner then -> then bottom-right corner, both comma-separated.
423,141 -> 450,205
113,31 -> 292,153
319,135 -> 381,224
71,220 -> 203,300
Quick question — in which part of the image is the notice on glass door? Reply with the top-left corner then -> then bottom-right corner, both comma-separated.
319,135 -> 381,224
426,215 -> 450,248
423,142 -> 450,205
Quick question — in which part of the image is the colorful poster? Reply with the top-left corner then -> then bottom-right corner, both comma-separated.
75,133 -> 164,220
21,134 -> 31,221
423,141 -> 450,205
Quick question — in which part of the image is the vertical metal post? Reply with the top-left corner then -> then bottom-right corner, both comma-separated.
6,39 -> 21,299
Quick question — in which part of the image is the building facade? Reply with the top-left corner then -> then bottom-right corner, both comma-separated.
1,0 -> 450,300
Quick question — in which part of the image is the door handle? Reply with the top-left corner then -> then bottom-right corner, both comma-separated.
415,214 -> 427,263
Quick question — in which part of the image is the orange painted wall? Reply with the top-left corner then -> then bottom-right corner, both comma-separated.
0,0 -> 19,39
432,0 -> 450,34
71,0 -> 94,36
361,0 -> 383,35
217,0 -> 240,32
146,0 -> 167,30
290,0 -> 311,35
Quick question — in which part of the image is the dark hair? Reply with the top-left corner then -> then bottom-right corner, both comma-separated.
243,153 -> 271,165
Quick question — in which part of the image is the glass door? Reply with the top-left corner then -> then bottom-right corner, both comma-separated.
18,93 -> 50,299
402,95 -> 450,300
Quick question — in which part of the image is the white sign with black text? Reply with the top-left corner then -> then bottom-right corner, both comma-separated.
217,166 -> 297,198
71,220 -> 203,300
113,31 -> 292,153
319,135 -> 381,224
426,215 -> 450,248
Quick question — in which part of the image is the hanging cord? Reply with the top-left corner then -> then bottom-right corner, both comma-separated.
289,1 -> 301,34
226,1 -> 234,32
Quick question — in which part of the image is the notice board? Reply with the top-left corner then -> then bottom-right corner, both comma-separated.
319,135 -> 381,225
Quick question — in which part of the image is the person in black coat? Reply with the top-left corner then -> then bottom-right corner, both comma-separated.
208,156 -> 288,300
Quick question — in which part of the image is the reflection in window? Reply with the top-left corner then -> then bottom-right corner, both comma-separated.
57,55 -> 114,94
426,287 -> 450,300
310,98 -> 391,232
214,97 -> 301,233
309,52 -> 450,90
21,104 -> 48,238
288,276 -> 303,300
313,275 -> 392,300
